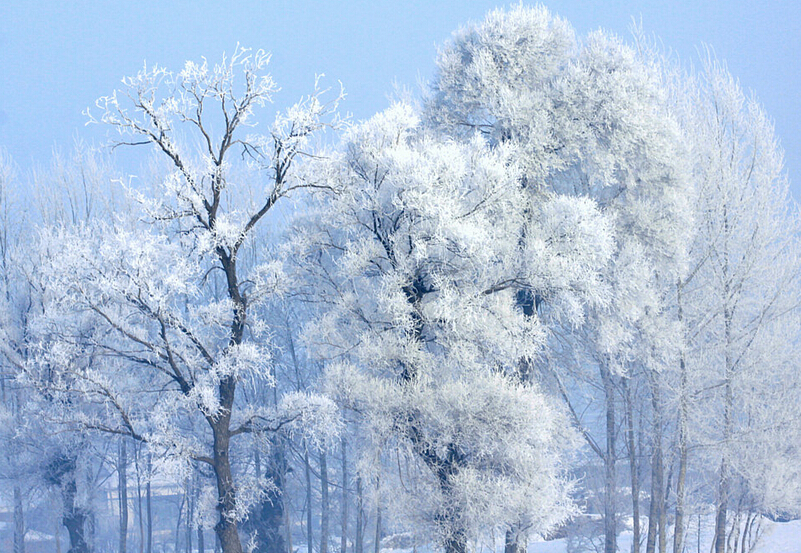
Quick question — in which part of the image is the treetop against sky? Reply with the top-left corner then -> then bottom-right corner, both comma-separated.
0,0 -> 799,197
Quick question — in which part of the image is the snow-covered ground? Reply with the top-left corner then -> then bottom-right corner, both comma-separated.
751,519 -> 801,553
524,519 -> 801,553
375,518 -> 801,553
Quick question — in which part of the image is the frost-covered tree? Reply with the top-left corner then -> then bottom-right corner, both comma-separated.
677,55 -> 801,553
426,7 -> 693,553
28,48 -> 342,553
0,150 -> 29,553
2,10 -> 799,553
292,100 -> 616,553
0,145 -> 130,553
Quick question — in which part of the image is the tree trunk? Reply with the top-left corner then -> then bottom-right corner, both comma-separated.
624,379 -> 640,553
505,354 -> 533,553
697,513 -> 701,553
441,525 -> 465,553
660,466 -> 670,553
186,477 -> 194,553
198,526 -> 205,553
136,447 -> 144,553
714,465 -> 728,553
62,470 -> 89,553
146,453 -> 153,553
645,465 -> 658,553
400,283 -> 467,553
49,454 -> 89,553
119,439 -> 129,553
504,526 -> 525,553
431,461 -> 467,553
356,477 -> 364,553
740,512 -> 757,553
601,364 -> 617,553
728,508 -> 740,553
673,420 -> 687,553
714,206 -> 734,553
373,503 -> 381,553
13,484 -> 25,553
55,515 -> 62,553
321,451 -> 330,553
305,447 -> 314,553
176,493 -> 185,553
714,342 -> 734,553
211,397 -> 244,553
285,491 -> 294,553
88,508 -> 97,551
212,254 -> 249,553
341,439 -> 348,553
645,377 -> 665,553
674,283 -> 689,553
247,435 -> 287,553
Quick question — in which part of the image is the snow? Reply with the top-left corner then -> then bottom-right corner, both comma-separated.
754,519 -> 801,553
523,519 -> 801,553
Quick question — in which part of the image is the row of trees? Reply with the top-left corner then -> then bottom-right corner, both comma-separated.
1,6 -> 800,553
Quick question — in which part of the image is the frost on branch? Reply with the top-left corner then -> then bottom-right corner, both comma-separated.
291,100 -> 615,548
324,363 -> 578,544
88,46 -> 342,265
277,391 -> 342,449
27,45 -> 348,553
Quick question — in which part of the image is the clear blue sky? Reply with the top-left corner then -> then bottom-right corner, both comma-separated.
1,0 -> 799,198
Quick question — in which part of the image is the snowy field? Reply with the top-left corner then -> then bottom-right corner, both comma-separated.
523,519 -> 801,553
375,518 -> 801,553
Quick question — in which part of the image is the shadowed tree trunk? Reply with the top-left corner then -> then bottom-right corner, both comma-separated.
661,465 -> 671,553
674,281 -> 689,553
146,453 -> 152,553
321,451 -> 330,553
624,379 -> 640,553
356,477 -> 364,553
341,439 -> 348,553
245,435 -> 288,553
401,278 -> 468,553
601,364 -> 617,553
14,485 -> 25,553
504,526 -> 525,553
210,403 -> 243,553
373,495 -> 382,553
47,454 -> 89,553
55,516 -> 61,553
713,206 -> 734,553
63,470 -> 89,553
135,447 -> 144,553
119,439 -> 129,553
175,492 -> 184,553
714,460 -> 729,553
305,447 -> 314,553
646,381 -> 664,553
505,293 -> 537,553
186,476 -> 194,553
285,491 -> 294,553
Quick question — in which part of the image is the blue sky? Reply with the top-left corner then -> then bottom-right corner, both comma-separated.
1,0 -> 799,197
